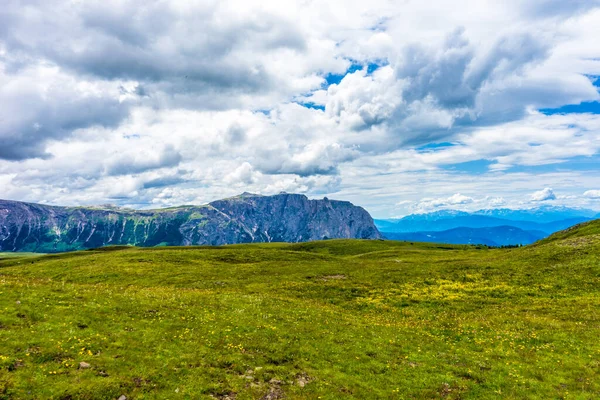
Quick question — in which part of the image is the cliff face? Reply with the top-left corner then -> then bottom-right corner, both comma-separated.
0,193 -> 381,252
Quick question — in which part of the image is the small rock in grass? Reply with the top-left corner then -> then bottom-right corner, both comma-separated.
260,386 -> 285,400
117,396 -> 127,400
10,360 -> 25,370
78,361 -> 91,369
296,373 -> 311,388
16,300 -> 21,305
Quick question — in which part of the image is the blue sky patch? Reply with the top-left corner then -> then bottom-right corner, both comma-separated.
366,63 -> 381,74
298,102 -> 325,111
325,63 -> 362,86
416,142 -> 456,152
324,61 -> 385,87
442,159 -> 494,174
540,101 -> 600,115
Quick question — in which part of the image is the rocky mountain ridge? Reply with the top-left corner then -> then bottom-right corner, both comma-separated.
0,193 -> 381,252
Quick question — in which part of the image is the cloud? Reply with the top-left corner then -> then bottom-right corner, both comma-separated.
0,65 -> 129,160
105,145 -> 183,176
531,188 -> 557,202
411,193 -> 475,212
446,193 -> 475,205
256,142 -> 359,176
325,66 -> 401,132
415,112 -> 600,170
488,197 -> 506,207
520,0 -> 600,18
262,175 -> 342,195
142,175 -> 187,189
394,28 -> 550,115
322,25 -> 596,151
1,1 -> 600,215
224,162 -> 261,185
584,190 -> 600,199
0,0 -> 326,111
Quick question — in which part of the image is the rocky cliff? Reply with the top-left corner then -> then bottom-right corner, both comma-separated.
0,193 -> 381,252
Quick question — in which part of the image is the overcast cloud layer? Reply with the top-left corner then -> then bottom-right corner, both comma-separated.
1,0 -> 600,217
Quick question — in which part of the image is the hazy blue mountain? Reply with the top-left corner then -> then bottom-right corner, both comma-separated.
472,206 -> 597,223
375,205 -> 598,246
382,226 -> 547,247
0,193 -> 381,253
373,219 -> 402,231
378,206 -> 596,228
397,210 -> 471,220
375,215 -> 591,234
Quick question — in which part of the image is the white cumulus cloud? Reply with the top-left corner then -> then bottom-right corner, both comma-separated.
584,190 -> 600,199
531,188 -> 557,202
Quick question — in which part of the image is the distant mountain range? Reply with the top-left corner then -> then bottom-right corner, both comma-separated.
0,193 -> 381,253
376,215 -> 591,233
376,206 -> 599,246
2,195 -> 597,251
384,226 -> 546,247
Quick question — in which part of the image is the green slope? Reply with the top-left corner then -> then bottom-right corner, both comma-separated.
0,252 -> 42,260
536,218 -> 600,244
0,229 -> 599,399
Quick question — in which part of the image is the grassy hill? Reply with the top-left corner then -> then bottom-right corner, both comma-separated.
0,253 -> 45,260
1,222 -> 599,399
537,219 -> 600,244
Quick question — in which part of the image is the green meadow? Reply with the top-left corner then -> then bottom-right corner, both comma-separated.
0,253 -> 43,260
1,221 -> 599,399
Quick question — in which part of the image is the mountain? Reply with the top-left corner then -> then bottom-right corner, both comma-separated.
0,193 -> 381,252
473,206 -> 598,223
383,226 -> 546,247
375,215 -> 591,234
396,210 -> 471,221
378,206 -> 597,230
375,206 -> 599,246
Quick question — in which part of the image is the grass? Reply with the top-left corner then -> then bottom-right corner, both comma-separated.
0,221 -> 599,399
0,253 -> 42,260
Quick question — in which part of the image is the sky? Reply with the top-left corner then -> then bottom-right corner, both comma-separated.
1,0 -> 600,218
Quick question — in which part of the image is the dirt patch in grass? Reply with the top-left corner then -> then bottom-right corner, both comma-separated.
210,391 -> 237,399
320,274 -> 346,281
260,385 -> 285,400
295,372 -> 312,387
